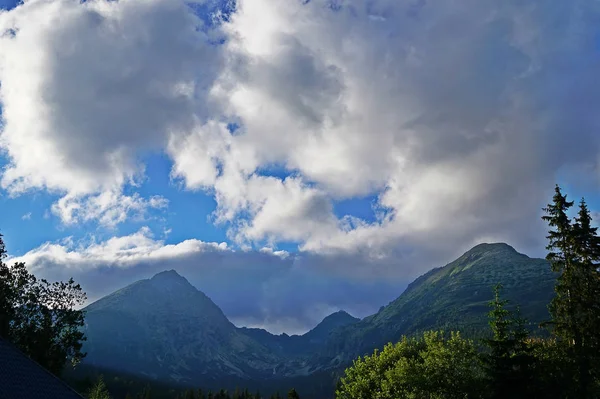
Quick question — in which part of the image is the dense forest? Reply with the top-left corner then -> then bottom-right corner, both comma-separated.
1,184 -> 599,398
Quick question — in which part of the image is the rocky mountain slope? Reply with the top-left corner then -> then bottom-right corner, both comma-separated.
82,243 -> 557,384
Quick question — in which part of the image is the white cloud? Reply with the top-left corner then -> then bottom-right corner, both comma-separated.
592,212 -> 600,228
11,228 -> 406,334
192,0 -> 600,256
0,0 -> 219,224
21,212 -> 31,220
2,0 -> 600,265
51,191 -> 169,227
14,226 -> 226,270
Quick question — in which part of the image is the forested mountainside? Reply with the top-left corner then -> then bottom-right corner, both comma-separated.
306,243 -> 556,371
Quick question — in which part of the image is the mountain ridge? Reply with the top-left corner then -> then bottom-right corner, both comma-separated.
305,242 -> 556,370
81,242 -> 558,384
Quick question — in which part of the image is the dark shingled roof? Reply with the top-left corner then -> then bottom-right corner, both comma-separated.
0,337 -> 84,399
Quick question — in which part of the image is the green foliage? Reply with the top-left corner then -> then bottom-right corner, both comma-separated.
287,388 -> 300,399
87,376 -> 112,399
336,330 -> 484,399
0,233 -> 87,376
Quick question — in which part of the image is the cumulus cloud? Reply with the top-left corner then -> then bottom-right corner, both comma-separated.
11,229 -> 407,334
592,212 -> 600,228
52,191 -> 169,227
2,0 -> 600,278
0,0 -> 219,224
172,0 -> 600,258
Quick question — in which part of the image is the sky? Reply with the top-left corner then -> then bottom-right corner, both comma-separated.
1,0 -> 600,334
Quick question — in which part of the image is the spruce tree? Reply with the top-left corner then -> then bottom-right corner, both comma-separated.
542,185 -> 577,339
572,198 -> 600,395
482,284 -> 534,398
542,186 -> 600,397
87,376 -> 112,399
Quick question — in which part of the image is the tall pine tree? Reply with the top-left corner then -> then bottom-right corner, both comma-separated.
542,185 -> 577,341
572,198 -> 600,395
482,284 -> 534,399
542,186 -> 600,397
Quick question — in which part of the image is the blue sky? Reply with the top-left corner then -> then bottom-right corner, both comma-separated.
0,0 -> 384,257
0,147 -> 384,256
0,0 -> 18,10
1,0 -> 600,333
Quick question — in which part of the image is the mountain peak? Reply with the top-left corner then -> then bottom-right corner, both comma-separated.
322,310 -> 357,323
466,242 -> 517,254
303,310 -> 359,343
149,269 -> 194,288
458,242 -> 525,263
82,271 -> 274,382
151,269 -> 185,280
85,269 -> 215,316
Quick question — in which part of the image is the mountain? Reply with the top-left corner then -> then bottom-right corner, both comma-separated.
83,270 -> 278,382
303,311 -> 360,345
81,243 -> 557,389
238,310 -> 359,357
308,243 -> 557,370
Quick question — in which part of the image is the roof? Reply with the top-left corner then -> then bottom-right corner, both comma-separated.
0,336 -> 84,399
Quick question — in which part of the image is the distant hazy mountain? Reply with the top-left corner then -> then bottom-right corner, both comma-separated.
83,270 -> 278,382
82,243 -> 557,385
303,311 -> 360,344
307,243 -> 557,370
238,310 -> 360,357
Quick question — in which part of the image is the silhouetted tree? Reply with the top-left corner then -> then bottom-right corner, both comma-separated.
0,233 -> 86,375
543,186 -> 600,397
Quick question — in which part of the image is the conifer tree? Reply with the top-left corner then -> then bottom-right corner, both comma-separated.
87,376 -> 111,399
543,186 -> 600,397
542,185 -> 577,339
571,198 -> 600,395
287,388 -> 300,399
482,284 -> 534,399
